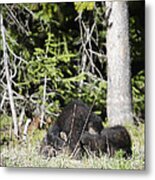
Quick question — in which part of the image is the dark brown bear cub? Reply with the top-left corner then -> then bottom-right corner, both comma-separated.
81,125 -> 132,158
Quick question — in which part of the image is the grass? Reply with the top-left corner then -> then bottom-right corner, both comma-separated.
0,121 -> 145,170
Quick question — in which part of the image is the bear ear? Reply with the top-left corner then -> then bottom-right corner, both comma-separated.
60,131 -> 68,142
89,127 -> 98,135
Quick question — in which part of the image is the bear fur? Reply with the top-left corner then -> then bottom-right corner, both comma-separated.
81,125 -> 132,158
41,100 -> 104,157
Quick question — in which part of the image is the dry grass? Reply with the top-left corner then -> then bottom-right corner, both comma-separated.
0,123 -> 145,170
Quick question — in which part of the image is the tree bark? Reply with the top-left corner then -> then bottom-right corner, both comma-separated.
0,13 -> 19,137
106,2 -> 133,126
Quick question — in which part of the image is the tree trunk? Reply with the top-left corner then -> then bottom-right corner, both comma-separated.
106,2 -> 133,126
0,13 -> 19,137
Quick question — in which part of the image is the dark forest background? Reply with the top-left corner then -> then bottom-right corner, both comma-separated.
0,1 -> 144,138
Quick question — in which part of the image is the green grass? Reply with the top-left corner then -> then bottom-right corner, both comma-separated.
0,123 -> 145,170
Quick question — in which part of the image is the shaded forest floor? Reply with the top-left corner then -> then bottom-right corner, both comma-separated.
0,123 -> 145,170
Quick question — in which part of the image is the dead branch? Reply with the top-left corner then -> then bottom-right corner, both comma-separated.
40,76 -> 47,128
22,118 -> 32,141
70,100 -> 96,158
67,103 -> 77,145
0,13 -> 18,137
5,4 -> 29,36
